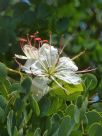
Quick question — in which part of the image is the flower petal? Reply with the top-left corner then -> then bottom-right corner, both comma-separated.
32,77 -> 50,100
55,72 -> 81,84
39,43 -> 58,67
15,54 -> 27,59
30,61 -> 44,76
56,57 -> 78,72
23,44 -> 38,59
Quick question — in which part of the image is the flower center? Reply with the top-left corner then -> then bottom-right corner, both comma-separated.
46,65 -> 56,77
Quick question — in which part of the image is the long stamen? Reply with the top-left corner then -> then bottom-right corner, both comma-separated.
27,34 -> 32,46
50,76 -> 69,95
71,50 -> 86,60
76,68 -> 96,74
14,57 -> 24,68
37,45 -> 48,72
19,38 -> 27,48
59,34 -> 64,51
49,32 -> 52,67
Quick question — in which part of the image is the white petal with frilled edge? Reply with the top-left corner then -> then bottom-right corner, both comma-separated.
56,57 -> 78,72
54,71 -> 81,84
21,59 -> 36,73
30,61 -> 44,76
22,61 -> 44,75
39,43 -> 58,67
32,77 -> 50,100
22,66 -> 32,74
22,44 -> 39,59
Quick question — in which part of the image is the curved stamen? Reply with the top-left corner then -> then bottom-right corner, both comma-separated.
76,68 -> 96,74
51,76 -> 68,95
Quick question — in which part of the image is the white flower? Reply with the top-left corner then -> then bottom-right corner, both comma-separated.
20,43 -> 81,84
15,43 -> 81,100
15,44 -> 39,73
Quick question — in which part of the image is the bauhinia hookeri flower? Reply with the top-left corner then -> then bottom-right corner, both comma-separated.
15,34 -> 84,100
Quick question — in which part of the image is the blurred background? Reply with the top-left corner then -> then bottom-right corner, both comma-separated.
0,0 -> 102,95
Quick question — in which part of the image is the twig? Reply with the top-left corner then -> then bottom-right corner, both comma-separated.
72,50 -> 86,60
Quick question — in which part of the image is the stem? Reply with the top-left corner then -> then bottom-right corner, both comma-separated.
72,50 -> 85,60
81,121 -> 84,135
7,67 -> 24,79
76,68 -> 96,74
50,76 -> 69,95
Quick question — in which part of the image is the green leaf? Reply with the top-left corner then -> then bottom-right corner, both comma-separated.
30,96 -> 40,116
86,110 -> 102,127
49,113 -> 61,136
0,95 -> 7,122
33,128 -> 41,136
58,116 -> 75,136
81,97 -> 88,113
8,90 -> 20,106
39,97 -> 51,117
70,130 -> 82,136
82,73 -> 98,91
0,78 -> 11,97
0,95 -> 8,110
0,107 -> 6,123
24,109 -> 32,124
80,114 -> 88,127
13,127 -> 19,136
65,104 -> 75,117
74,106 -> 80,124
51,79 -> 83,101
0,62 -> 7,80
43,130 -> 48,136
11,83 -> 22,92
88,123 -> 102,136
7,110 -> 13,136
21,77 -> 32,94
47,97 -> 63,116
76,95 -> 83,108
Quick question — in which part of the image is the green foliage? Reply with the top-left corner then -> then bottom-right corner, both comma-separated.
0,62 -> 7,80
0,0 -> 102,135
51,80 -> 83,101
